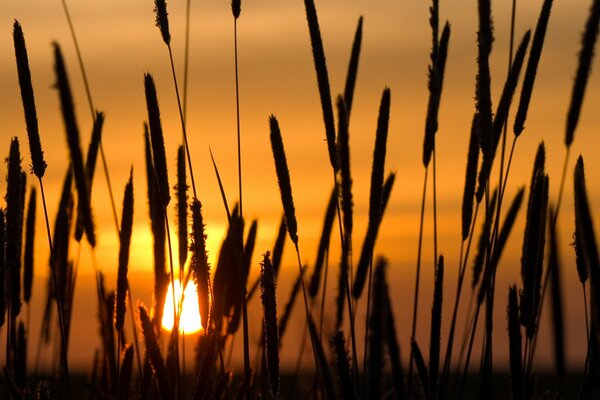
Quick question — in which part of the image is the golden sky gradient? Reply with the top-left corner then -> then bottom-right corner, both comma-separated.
1,0 -> 599,372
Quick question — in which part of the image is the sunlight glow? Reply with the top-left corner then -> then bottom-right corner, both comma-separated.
161,279 -> 203,334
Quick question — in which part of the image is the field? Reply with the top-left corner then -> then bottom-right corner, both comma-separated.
1,0 -> 600,399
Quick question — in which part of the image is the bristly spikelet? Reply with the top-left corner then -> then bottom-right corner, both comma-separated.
304,0 -> 337,171
5,138 -> 24,317
139,304 -> 171,400
144,74 -> 171,207
154,0 -> 171,45
114,169 -> 134,332
461,114 -> 480,241
337,97 -> 353,241
13,21 -> 46,179
231,0 -> 241,19
190,199 -> 210,329
260,252 -> 280,399
176,145 -> 188,271
269,116 -> 298,245
475,0 -> 494,192
75,112 -> 105,242
423,22 -> 450,167
53,43 -> 96,247
514,0 -> 553,137
343,17 -> 363,119
565,0 -> 600,147
23,186 -> 36,303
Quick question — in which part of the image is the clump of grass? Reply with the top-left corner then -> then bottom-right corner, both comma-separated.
331,330 -> 356,400
507,285 -> 523,400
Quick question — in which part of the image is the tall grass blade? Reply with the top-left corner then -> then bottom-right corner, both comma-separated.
574,157 -> 600,320
337,97 -> 353,242
492,187 -> 525,267
343,17 -> 363,120
307,311 -> 336,400
423,22 -> 450,167
144,74 -> 170,207
309,185 -> 337,298
5,138 -> 24,317
331,330 -> 357,399
75,111 -> 105,242
54,43 -> 95,247
23,187 -> 36,304
411,339 -> 429,399
269,116 -> 298,246
513,0 -> 553,137
304,0 -> 337,171
474,0 -> 494,203
260,252 -> 280,399
367,258 -> 387,400
477,31 -> 530,199
565,0 -> 600,147
144,125 -> 168,327
190,199 -> 210,330
508,285 -> 523,400
118,343 -> 134,400
472,188 -> 498,289
176,145 -> 188,271
461,114 -> 480,241
353,88 -> 391,298
114,170 -> 134,332
520,148 -> 549,338
13,21 -> 46,179
548,205 -> 565,377
383,282 -> 406,400
0,209 -> 5,326
139,304 -> 171,400
430,256 -> 444,399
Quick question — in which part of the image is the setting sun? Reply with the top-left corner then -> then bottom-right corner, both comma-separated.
161,279 -> 203,334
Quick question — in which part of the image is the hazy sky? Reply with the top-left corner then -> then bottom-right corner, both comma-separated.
1,0 -> 599,373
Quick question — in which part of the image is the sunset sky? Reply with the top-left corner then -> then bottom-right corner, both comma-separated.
1,0 -> 599,372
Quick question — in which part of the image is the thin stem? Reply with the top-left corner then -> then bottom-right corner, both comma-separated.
39,178 -> 72,399
408,167 -> 428,397
167,44 -> 198,199
183,0 -> 192,122
553,146 -> 571,226
457,297 -> 483,400
318,248 -> 329,343
232,18 -> 251,399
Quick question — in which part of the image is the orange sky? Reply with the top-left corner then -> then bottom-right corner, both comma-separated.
1,0 -> 599,372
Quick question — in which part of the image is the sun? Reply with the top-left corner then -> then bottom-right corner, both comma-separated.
161,279 -> 203,334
